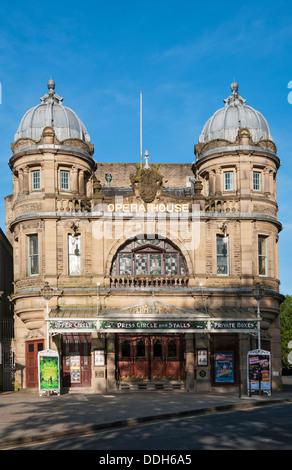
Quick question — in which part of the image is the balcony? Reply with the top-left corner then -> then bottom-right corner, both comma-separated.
110,275 -> 189,289
56,197 -> 91,213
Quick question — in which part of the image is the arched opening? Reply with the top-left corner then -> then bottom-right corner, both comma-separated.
110,237 -> 188,288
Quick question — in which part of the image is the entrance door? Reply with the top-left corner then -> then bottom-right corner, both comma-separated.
26,340 -> 44,388
117,334 -> 183,382
150,335 -> 182,380
165,337 -> 181,379
117,335 -> 149,380
62,334 -> 91,387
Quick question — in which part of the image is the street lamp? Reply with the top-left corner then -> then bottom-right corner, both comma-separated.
41,282 -> 54,350
253,284 -> 264,350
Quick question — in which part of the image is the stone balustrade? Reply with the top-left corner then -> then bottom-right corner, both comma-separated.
110,275 -> 189,289
56,198 -> 91,212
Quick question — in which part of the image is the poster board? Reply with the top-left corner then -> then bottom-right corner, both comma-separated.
70,353 -> 81,383
94,350 -> 105,366
38,349 -> 60,396
214,352 -> 234,383
247,349 -> 271,396
197,349 -> 208,366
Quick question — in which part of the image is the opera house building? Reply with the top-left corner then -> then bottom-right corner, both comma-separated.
5,80 -> 283,394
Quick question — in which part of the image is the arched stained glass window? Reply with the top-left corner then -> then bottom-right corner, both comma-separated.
111,238 -> 188,276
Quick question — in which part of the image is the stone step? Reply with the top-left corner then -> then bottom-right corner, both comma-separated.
117,381 -> 185,392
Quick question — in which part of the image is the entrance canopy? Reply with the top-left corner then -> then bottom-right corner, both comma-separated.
48,301 -> 258,335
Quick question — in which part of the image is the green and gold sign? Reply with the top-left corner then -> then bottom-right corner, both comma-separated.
100,320 -> 207,330
211,321 -> 257,330
38,351 -> 60,393
50,320 -> 97,331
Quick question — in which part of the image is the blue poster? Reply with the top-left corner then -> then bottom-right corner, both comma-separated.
215,352 -> 234,383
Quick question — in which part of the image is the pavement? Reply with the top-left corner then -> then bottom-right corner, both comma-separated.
0,378 -> 292,449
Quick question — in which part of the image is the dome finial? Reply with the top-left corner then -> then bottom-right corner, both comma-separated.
231,81 -> 238,94
47,79 -> 55,91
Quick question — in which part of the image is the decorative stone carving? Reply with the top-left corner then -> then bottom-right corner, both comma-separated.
25,329 -> 44,340
130,164 -> 163,203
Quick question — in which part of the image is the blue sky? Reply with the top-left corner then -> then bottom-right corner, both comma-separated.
0,0 -> 291,294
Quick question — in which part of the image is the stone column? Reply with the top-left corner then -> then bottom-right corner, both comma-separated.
195,334 -> 211,393
215,167 -> 222,195
18,169 -> 23,193
209,170 -> 216,195
79,170 -> 85,195
22,167 -> 29,194
72,167 -> 78,194
239,333 -> 250,395
234,166 -> 238,194
106,333 -> 116,392
13,171 -> 19,196
264,168 -> 270,194
185,333 -> 195,391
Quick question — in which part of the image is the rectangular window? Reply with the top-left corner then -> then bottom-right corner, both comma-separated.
28,234 -> 39,276
32,170 -> 40,190
150,253 -> 162,275
224,171 -> 234,191
119,253 -> 132,275
165,253 -> 178,275
68,234 -> 81,275
60,170 -> 70,190
135,253 -> 148,275
258,235 -> 268,276
253,171 -> 261,191
217,235 -> 229,275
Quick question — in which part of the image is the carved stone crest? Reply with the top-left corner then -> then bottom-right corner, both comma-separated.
130,164 -> 163,203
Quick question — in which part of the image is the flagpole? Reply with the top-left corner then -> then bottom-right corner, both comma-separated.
140,92 -> 142,167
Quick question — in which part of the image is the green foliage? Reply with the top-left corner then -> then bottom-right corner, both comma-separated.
280,295 -> 292,371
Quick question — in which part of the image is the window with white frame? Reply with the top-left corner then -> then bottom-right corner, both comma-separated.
216,235 -> 229,275
60,170 -> 70,191
28,234 -> 39,276
31,170 -> 40,191
253,171 -> 261,191
68,234 -> 81,275
224,171 -> 234,191
258,235 -> 268,276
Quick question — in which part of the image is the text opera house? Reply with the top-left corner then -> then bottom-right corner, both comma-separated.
5,80 -> 283,393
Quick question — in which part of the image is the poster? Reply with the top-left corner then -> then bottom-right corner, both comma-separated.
70,354 -> 81,383
197,349 -> 208,366
94,350 -> 105,366
38,352 -> 60,392
215,352 -> 234,383
248,351 -> 271,392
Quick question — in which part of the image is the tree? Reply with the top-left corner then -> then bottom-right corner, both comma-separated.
280,295 -> 292,372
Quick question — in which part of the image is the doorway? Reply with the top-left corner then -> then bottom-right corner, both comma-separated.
26,339 -> 44,388
61,334 -> 91,387
116,334 -> 184,381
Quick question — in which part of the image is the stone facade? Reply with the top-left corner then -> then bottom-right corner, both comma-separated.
5,81 -> 284,394
0,228 -> 13,391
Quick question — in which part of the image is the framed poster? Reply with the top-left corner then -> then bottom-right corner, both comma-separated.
214,352 -> 234,383
38,349 -> 60,395
94,350 -> 105,366
70,353 -> 81,383
197,349 -> 208,366
247,350 -> 271,395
